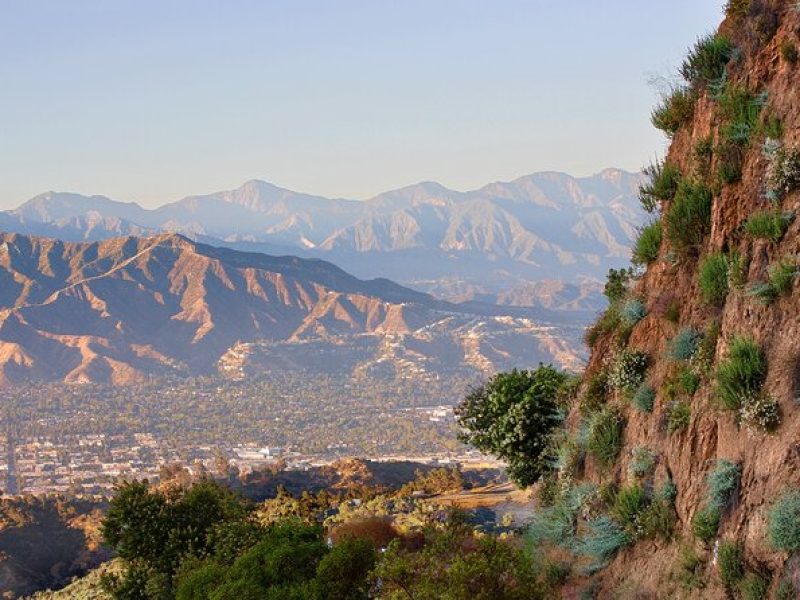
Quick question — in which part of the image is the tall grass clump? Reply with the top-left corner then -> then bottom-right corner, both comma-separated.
692,505 -> 721,542
743,210 -> 793,242
715,336 -> 766,411
698,252 -> 731,305
667,400 -> 691,434
652,87 -> 697,137
717,540 -> 744,589
580,370 -> 609,414
748,260 -> 797,305
680,34 -> 733,89
631,384 -> 655,413
715,84 -> 766,184
586,407 -> 624,468
668,327 -> 703,361
767,489 -> 800,551
639,161 -> 682,213
612,483 -> 647,530
739,572 -> 769,600
665,180 -> 713,254
632,222 -> 662,265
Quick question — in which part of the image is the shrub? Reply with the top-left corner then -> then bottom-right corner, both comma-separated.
781,39 -> 799,64
455,366 -> 569,487
575,516 -> 630,569
667,400 -> 691,434
717,139 -> 745,184
639,496 -> 676,541
777,579 -> 796,600
698,253 -> 731,305
694,136 -> 714,177
652,87 -> 696,136
739,572 -> 769,600
715,336 -> 766,411
718,84 -> 764,145
665,300 -> 681,324
604,268 -> 633,304
631,384 -> 655,413
586,407 -> 624,468
695,320 -> 720,369
706,459 -> 740,510
666,180 -> 713,253
692,505 -> 721,541
681,34 -> 733,88
639,161 -> 682,212
768,259 -> 797,296
629,448 -> 656,478
609,349 -> 648,392
674,544 -> 706,590
668,327 -> 703,361
740,391 -> 780,432
767,489 -> 800,551
612,483 -> 647,530
764,141 -> 800,200
584,308 -> 621,347
620,298 -> 647,325
743,210 -> 792,241
632,222 -> 662,265
580,370 -> 609,414
717,540 -> 744,589
679,368 -> 701,395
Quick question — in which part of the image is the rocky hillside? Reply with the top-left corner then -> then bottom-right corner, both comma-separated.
0,169 -> 644,307
546,1 -> 800,596
0,232 -> 585,386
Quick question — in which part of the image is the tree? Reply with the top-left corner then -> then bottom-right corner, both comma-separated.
455,366 -> 567,487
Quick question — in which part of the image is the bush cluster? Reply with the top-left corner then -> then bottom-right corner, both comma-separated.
698,252 -> 731,305
715,336 -> 766,411
639,161 -> 682,212
681,34 -> 733,89
665,180 -> 713,253
586,407 -> 624,468
620,299 -> 647,326
652,87 -> 697,136
632,222 -> 662,265
631,384 -> 655,413
739,390 -> 780,432
668,327 -> 703,361
749,260 -> 798,304
743,210 -> 793,242
628,447 -> 656,479
667,400 -> 691,434
608,349 -> 648,392
764,140 -> 800,201
717,540 -> 744,589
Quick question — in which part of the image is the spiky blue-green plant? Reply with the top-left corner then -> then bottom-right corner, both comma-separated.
767,489 -> 800,551
620,299 -> 647,325
574,516 -> 630,572
631,384 -> 655,413
668,328 -> 703,361
706,459 -> 740,510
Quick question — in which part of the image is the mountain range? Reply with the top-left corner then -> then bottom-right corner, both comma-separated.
0,232 -> 586,386
0,169 -> 645,307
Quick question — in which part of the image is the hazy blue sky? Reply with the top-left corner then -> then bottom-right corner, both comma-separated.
1,1 -> 724,207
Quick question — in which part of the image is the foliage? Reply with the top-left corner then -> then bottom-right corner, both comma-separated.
706,459 -> 740,510
717,84 -> 764,146
739,391 -> 780,432
781,38 -> 799,64
628,447 -> 656,478
743,210 -> 792,241
652,86 -> 696,136
620,298 -> 647,326
374,518 -> 545,600
698,252 -> 731,305
583,308 -> 620,347
673,544 -> 706,590
639,161 -> 682,212
611,484 -> 647,531
666,400 -> 691,434
751,259 -> 799,305
715,336 -> 766,411
717,540 -> 744,589
767,489 -> 800,551
580,370 -> 609,414
455,366 -> 568,487
724,0 -> 751,17
586,407 -> 624,468
608,349 -> 648,392
632,222 -> 663,265
638,496 -> 676,541
777,579 -> 796,600
765,140 -> 800,200
574,516 -> 630,571
665,180 -> 713,254
668,327 -> 703,361
691,506 -> 721,542
664,300 -> 681,324
631,384 -> 655,413
678,368 -> 701,396
739,572 -> 769,600
604,268 -> 633,304
680,34 -> 733,88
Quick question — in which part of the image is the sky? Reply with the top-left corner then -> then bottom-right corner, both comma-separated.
0,1 -> 724,208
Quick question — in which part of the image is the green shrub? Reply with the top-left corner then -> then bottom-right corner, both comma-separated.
668,327 -> 703,361
715,336 -> 766,411
604,268 -> 633,304
781,39 -> 799,64
678,368 -> 701,395
632,222 -> 662,265
666,180 -> 713,253
695,320 -> 720,369
631,384 -> 655,413
767,489 -> 800,551
674,544 -> 706,590
609,349 -> 648,392
706,459 -> 740,510
694,136 -> 714,177
667,400 -> 691,434
612,483 -> 647,530
743,210 -> 792,241
692,505 -> 721,542
575,516 -> 630,570
620,298 -> 647,325
718,84 -> 764,145
586,407 -> 624,468
717,139 -> 745,184
652,87 -> 696,136
681,34 -> 733,88
639,496 -> 676,541
739,572 -> 769,600
698,253 -> 731,305
717,540 -> 744,589
740,391 -> 781,432
584,307 -> 621,347
768,260 -> 797,296
777,578 -> 796,600
764,140 -> 800,201
639,161 -> 682,212
629,447 -> 656,478
580,370 -> 609,414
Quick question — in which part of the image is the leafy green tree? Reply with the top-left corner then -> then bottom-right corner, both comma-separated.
455,366 -> 568,487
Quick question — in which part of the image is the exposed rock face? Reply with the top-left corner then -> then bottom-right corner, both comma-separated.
575,2 -> 800,596
0,232 -> 585,386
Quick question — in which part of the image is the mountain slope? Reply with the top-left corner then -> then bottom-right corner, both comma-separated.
0,233 -> 585,386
